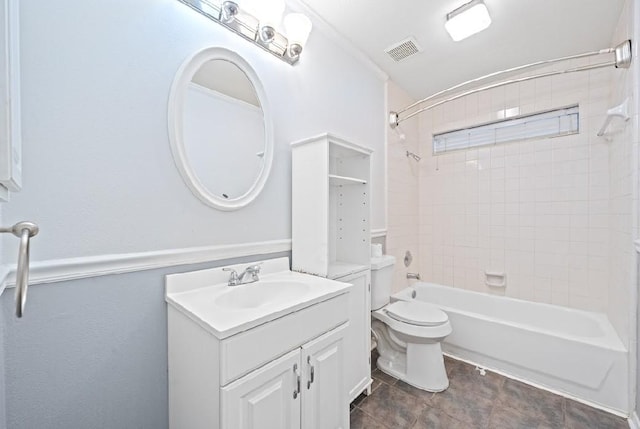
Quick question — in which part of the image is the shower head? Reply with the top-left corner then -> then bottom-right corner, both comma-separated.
406,151 -> 421,162
393,125 -> 406,142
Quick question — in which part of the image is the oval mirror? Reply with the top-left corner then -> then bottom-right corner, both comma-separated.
168,47 -> 273,210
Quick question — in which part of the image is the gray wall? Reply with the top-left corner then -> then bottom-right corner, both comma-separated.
1,252 -> 289,429
0,317 -> 5,429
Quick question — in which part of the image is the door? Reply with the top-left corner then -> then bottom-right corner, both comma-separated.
301,323 -> 348,429
336,269 -> 371,401
222,348 -> 302,429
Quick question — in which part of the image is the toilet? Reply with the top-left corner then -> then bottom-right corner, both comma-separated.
370,255 -> 452,392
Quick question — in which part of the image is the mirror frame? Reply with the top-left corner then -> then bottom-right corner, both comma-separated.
168,47 -> 274,211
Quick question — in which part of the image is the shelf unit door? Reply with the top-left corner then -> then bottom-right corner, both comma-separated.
335,270 -> 371,401
221,349 -> 302,429
301,323 -> 348,429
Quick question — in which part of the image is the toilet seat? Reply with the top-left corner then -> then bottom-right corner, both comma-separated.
384,301 -> 448,327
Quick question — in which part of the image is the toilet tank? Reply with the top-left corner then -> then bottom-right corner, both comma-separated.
370,255 -> 396,310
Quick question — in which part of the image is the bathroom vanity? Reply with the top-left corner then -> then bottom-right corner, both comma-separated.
165,258 -> 351,429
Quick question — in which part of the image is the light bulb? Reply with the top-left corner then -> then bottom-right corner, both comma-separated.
284,13 -> 312,48
243,0 -> 284,28
220,0 -> 239,23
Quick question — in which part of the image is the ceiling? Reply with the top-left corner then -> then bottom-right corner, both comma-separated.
299,0 -> 625,100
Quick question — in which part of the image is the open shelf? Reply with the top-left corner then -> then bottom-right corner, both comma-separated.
328,174 -> 367,186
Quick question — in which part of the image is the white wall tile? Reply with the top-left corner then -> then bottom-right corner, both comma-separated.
387,1 -> 635,349
408,41 -> 625,314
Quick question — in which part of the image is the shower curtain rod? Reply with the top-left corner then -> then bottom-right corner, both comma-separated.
389,39 -> 632,128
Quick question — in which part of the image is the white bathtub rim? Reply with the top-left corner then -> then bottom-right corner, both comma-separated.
629,411 -> 640,429
394,283 -> 627,352
439,303 -> 623,352
443,352 -> 630,419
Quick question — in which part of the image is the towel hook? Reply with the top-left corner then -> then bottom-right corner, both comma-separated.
0,221 -> 39,318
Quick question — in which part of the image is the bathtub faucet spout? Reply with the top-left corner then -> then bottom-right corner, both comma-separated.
407,273 -> 421,280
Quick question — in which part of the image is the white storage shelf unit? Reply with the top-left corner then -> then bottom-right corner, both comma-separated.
292,133 -> 372,279
292,133 -> 373,403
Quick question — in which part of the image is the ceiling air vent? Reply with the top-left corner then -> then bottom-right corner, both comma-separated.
385,37 -> 422,62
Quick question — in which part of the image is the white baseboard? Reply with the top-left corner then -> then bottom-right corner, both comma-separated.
629,411 -> 640,429
0,239 -> 292,295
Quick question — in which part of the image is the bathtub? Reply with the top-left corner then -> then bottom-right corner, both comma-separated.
393,282 -> 629,414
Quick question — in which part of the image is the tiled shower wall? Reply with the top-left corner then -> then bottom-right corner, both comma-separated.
415,56 -> 619,313
608,0 -> 638,348
386,81 -> 420,293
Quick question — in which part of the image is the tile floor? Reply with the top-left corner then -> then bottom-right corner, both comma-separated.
351,354 -> 628,429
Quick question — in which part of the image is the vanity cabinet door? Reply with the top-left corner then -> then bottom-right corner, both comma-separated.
221,349 -> 302,429
301,323 -> 348,429
336,270 -> 372,401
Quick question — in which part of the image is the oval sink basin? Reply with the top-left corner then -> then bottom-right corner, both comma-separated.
214,280 -> 311,310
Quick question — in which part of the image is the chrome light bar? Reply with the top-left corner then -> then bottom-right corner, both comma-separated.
177,0 -> 303,65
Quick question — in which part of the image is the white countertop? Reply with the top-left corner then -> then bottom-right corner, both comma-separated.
165,258 -> 351,339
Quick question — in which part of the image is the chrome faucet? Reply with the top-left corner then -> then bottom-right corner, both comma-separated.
223,264 -> 262,286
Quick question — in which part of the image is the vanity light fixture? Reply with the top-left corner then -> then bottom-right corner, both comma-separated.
444,0 -> 491,42
243,0 -> 286,43
284,13 -> 312,59
220,0 -> 239,23
177,0 -> 312,65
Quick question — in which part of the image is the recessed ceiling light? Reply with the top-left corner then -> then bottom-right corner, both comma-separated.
445,0 -> 492,42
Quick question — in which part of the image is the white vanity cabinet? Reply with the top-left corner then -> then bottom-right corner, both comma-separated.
222,324 -> 347,429
166,258 -> 352,429
291,133 -> 373,402
334,269 -> 371,401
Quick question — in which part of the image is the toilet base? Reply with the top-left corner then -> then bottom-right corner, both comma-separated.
377,341 -> 449,392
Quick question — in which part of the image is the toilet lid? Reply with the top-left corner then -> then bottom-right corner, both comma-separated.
384,301 -> 448,327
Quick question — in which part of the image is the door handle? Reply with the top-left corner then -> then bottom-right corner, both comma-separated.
293,363 -> 301,399
307,356 -> 315,389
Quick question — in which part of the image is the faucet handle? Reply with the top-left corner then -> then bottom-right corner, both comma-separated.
223,267 -> 239,286
245,263 -> 262,281
246,263 -> 262,273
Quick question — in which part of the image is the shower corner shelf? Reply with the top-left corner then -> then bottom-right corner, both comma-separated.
597,98 -> 630,138
328,174 -> 367,186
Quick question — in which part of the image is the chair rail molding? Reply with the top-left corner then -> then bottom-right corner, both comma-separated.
0,239 -> 292,295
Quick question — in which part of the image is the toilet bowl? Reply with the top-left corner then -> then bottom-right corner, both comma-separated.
372,301 -> 452,391
370,255 -> 452,392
